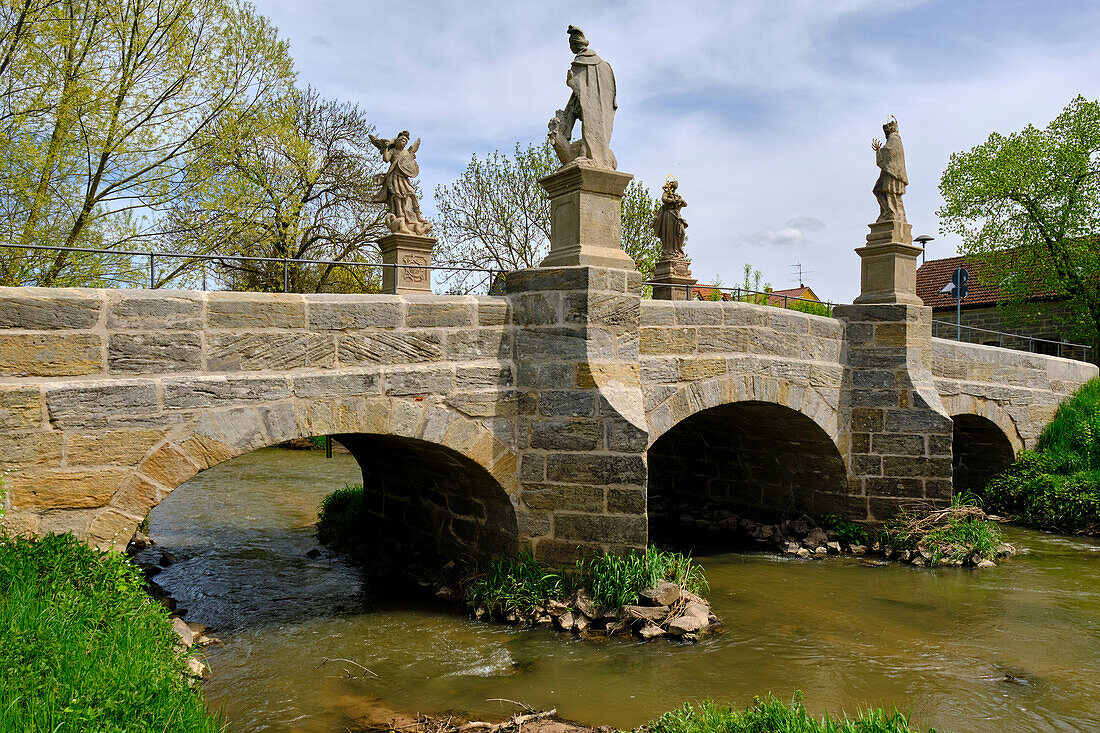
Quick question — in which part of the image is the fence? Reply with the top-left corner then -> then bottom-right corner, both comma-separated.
646,280 -> 838,315
932,319 -> 1092,362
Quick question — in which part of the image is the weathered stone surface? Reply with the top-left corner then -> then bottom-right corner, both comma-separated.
307,297 -> 402,330
554,513 -> 646,544
66,429 -> 164,466
208,333 -> 334,371
405,299 -> 475,328
0,387 -> 43,430
140,443 -> 200,488
0,431 -> 62,469
106,292 -> 202,330
206,293 -> 305,329
0,289 -> 100,329
108,333 -> 202,374
164,375 -> 290,409
9,469 -> 128,509
46,381 -> 159,426
522,483 -> 603,512
530,419 -> 600,450
538,390 -> 595,417
0,333 -> 102,376
338,331 -> 442,365
291,372 -> 380,398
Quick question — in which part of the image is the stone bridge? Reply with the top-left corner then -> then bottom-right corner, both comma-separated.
1,266 -> 1094,564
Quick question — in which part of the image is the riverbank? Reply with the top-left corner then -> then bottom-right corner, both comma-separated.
0,533 -> 222,732
347,696 -> 946,733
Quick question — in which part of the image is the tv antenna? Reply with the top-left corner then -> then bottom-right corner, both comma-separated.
788,263 -> 813,287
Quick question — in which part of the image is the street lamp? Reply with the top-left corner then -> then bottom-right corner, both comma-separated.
914,234 -> 934,264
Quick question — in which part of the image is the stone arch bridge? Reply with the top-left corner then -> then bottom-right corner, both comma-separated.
1,267 -> 1094,563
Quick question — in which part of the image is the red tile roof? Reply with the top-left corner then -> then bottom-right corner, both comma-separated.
766,286 -> 818,306
915,252 -> 1061,309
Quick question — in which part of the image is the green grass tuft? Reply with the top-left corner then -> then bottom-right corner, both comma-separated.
878,494 -> 1003,564
0,533 -> 223,732
467,553 -> 573,616
644,695 -> 943,733
581,546 -> 707,610
316,483 -> 365,546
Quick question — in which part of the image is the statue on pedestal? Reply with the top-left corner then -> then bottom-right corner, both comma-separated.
653,177 -> 691,275
370,130 -> 433,236
871,116 -> 907,224
548,25 -> 618,170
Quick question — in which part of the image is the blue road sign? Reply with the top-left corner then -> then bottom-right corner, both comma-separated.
951,267 -> 968,288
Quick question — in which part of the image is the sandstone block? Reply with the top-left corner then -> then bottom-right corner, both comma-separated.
530,419 -> 600,451
108,333 -> 202,374
640,301 -> 676,326
475,298 -> 509,326
511,293 -> 560,326
292,372 -> 380,398
554,513 -> 646,545
46,381 -> 158,426
384,366 -> 453,396
872,433 -> 925,456
87,508 -> 139,549
445,329 -> 511,360
307,297 -> 402,329
455,365 -> 513,390
546,454 -> 646,485
338,330 -> 442,365
206,293 -> 305,329
564,293 -> 639,328
517,362 -> 575,389
164,375 -> 290,409
640,327 -> 695,355
0,289 -> 100,329
66,429 -> 164,466
0,333 -> 102,376
106,291 -> 202,330
0,431 -> 62,469
538,390 -> 595,417
111,475 -> 159,516
140,443 -> 200,488
405,299 -> 475,328
207,333 -> 334,372
0,387 -> 43,430
514,329 -> 586,361
9,469 -> 127,509
605,419 -> 649,453
674,302 -> 723,326
522,483 -> 603,512
607,486 -> 646,513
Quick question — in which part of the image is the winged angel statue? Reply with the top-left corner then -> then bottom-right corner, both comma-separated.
369,130 -> 433,236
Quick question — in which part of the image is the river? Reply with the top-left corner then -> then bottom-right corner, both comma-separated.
142,448 -> 1100,733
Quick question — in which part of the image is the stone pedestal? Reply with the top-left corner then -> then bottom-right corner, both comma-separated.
651,259 -> 696,301
853,219 -> 923,306
538,164 -> 637,270
379,233 -> 436,294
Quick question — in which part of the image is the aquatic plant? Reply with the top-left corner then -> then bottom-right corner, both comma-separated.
0,533 -> 223,732
580,546 -> 707,610
820,514 -> 868,546
645,694 -> 944,733
878,494 -> 1003,564
316,483 -> 365,546
467,552 -> 573,616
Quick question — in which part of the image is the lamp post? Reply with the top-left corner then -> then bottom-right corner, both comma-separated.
914,234 -> 934,264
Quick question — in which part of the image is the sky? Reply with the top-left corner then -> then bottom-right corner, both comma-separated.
253,0 -> 1100,302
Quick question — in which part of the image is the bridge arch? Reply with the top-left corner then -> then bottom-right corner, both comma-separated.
938,394 -> 1022,496
88,396 -> 519,561
647,397 -> 850,544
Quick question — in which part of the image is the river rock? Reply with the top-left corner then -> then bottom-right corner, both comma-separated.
667,612 -> 708,636
814,546 -> 827,557
172,617 -> 194,647
784,541 -> 801,555
574,613 -> 590,633
850,544 -> 867,555
826,541 -> 841,554
185,657 -> 208,679
910,556 -> 926,567
557,611 -> 576,631
975,559 -> 996,569
640,581 -> 681,606
622,605 -> 669,624
547,599 -> 568,616
796,547 -> 811,558
574,588 -> 599,618
639,622 -> 665,640
803,527 -> 828,549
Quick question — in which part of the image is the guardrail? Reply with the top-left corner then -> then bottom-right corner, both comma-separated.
646,281 -> 838,314
932,319 -> 1092,361
0,243 -> 500,293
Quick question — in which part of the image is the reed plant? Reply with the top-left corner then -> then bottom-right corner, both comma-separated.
581,546 -> 707,610
645,695 -> 944,733
0,533 -> 223,732
316,483 -> 365,546
467,553 -> 573,616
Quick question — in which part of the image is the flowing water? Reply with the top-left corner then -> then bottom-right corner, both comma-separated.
144,448 -> 1100,733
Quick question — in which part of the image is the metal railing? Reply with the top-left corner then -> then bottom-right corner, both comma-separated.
646,281 -> 839,314
0,243 -> 501,293
932,319 -> 1092,361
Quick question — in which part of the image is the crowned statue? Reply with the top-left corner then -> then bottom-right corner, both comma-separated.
653,177 -> 691,275
547,25 -> 618,170
370,130 -> 433,236
871,116 -> 907,225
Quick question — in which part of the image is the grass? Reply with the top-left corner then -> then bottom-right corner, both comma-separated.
821,514 -> 868,546
644,696 -> 944,733
0,533 -> 223,733
316,483 -> 365,546
877,494 -> 1003,564
980,378 -> 1100,534
467,547 -> 707,616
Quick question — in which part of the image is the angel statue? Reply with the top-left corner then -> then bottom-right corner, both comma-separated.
871,116 -> 907,224
369,130 -> 433,236
653,177 -> 689,273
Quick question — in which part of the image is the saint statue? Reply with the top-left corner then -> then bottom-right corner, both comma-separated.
369,130 -> 433,236
547,25 -> 617,170
871,116 -> 907,223
653,177 -> 689,271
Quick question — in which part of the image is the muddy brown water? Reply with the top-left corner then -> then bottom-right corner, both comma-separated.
142,448 -> 1100,733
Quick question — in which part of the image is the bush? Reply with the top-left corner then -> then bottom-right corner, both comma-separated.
980,378 -> 1100,534
0,533 -> 223,733
646,695 -> 943,733
821,514 -> 868,546
316,483 -> 365,546
877,495 -> 1004,564
468,553 -> 573,616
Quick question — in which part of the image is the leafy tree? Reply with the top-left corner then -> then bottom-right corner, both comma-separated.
938,96 -> 1100,351
433,141 -> 662,293
160,86 -> 388,292
0,0 -> 294,287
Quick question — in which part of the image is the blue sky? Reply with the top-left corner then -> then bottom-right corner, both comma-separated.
253,0 -> 1100,301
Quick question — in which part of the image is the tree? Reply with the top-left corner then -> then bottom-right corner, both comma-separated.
432,141 -> 663,293
0,0 -> 294,287
939,96 -> 1100,351
160,87 -> 388,292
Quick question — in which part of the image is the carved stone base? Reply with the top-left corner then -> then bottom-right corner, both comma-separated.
651,258 -> 696,300
853,219 -> 923,306
538,163 -> 637,270
379,233 -> 436,294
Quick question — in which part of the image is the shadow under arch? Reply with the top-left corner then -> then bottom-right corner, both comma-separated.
647,400 -> 850,545
336,433 -> 518,562
951,414 -> 1016,496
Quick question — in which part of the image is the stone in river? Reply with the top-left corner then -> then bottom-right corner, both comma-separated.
639,622 -> 665,639
622,604 -> 669,624
667,613 -> 708,636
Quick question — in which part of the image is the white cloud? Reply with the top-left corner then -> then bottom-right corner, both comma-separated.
252,0 -> 1100,302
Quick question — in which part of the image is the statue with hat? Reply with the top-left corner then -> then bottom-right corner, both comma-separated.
370,130 -> 433,236
871,116 -> 907,224
547,25 -> 618,170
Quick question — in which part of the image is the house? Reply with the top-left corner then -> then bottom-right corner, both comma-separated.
915,252 -> 1083,358
689,284 -> 821,305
